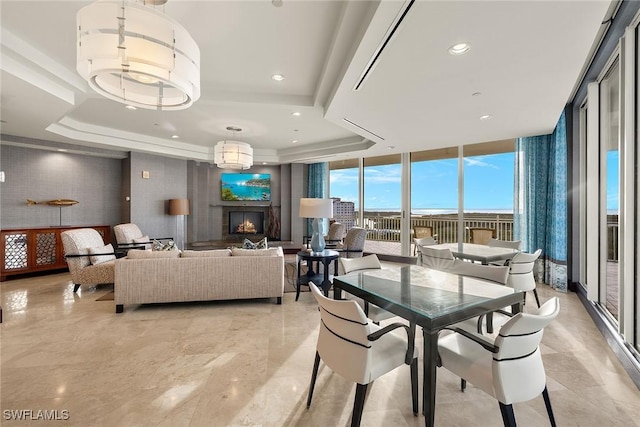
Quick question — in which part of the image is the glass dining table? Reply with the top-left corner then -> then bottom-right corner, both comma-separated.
332,265 -> 524,427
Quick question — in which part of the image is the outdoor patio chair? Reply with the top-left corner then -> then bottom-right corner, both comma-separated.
469,227 -> 497,245
413,226 -> 436,255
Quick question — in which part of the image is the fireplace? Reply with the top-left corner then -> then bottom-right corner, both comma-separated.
229,211 -> 264,235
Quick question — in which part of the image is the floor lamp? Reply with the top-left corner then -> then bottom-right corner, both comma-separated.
169,199 -> 190,251
299,198 -> 333,252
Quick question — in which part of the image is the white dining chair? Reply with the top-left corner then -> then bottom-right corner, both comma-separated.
418,246 -> 455,271
307,282 -> 418,426
487,238 -> 522,250
508,249 -> 543,307
438,297 -> 560,427
339,255 -> 396,324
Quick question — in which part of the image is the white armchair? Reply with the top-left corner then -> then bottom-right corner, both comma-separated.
438,297 -> 560,427
61,228 -> 116,293
307,282 -> 418,426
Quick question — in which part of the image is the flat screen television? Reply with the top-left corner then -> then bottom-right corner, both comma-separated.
221,173 -> 271,201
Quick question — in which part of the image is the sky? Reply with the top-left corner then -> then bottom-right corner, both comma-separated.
330,152 -> 516,212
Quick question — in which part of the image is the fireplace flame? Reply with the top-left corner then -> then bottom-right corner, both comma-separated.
236,220 -> 256,234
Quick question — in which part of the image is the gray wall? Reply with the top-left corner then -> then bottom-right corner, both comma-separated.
0,145 -> 121,232
0,143 -> 303,246
127,151 -> 187,241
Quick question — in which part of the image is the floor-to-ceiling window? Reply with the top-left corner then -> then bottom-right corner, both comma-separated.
463,141 -> 516,242
363,155 -> 401,255
328,159 -> 359,233
410,147 -> 459,245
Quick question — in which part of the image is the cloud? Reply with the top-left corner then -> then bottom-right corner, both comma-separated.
464,156 -> 499,169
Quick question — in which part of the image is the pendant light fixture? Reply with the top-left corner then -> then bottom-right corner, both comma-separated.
76,0 -> 200,110
214,126 -> 253,170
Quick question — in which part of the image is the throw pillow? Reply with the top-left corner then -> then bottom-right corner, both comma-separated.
152,240 -> 178,251
87,244 -> 116,265
242,237 -> 268,249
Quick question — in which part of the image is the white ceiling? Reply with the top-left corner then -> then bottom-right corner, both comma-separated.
0,0 -> 612,164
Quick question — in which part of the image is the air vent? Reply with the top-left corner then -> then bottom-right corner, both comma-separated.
353,0 -> 415,91
342,118 -> 385,141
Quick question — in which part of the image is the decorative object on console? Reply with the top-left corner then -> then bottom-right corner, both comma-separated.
299,198 -> 334,253
168,198 -> 190,251
214,126 -> 253,170
27,198 -> 79,226
76,0 -> 200,110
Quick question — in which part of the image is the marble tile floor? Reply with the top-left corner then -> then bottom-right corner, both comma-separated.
1,272 -> 639,427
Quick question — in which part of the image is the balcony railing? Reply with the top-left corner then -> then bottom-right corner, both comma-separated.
358,213 -> 514,244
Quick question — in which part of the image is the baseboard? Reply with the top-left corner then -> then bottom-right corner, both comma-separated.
575,284 -> 640,390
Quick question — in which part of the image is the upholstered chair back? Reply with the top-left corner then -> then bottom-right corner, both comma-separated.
451,259 -> 509,285
339,227 -> 367,258
310,282 -> 374,384
325,222 -> 346,242
61,228 -> 106,272
419,246 -> 454,271
113,223 -> 144,245
492,297 -> 560,403
507,249 -> 542,292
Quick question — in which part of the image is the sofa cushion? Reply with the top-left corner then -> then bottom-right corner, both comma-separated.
126,249 -> 180,259
87,244 -> 116,265
231,247 -> 281,257
181,249 -> 231,258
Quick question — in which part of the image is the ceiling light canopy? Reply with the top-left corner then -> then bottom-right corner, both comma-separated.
76,0 -> 201,110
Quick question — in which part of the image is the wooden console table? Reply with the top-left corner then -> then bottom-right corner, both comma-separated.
0,225 -> 110,281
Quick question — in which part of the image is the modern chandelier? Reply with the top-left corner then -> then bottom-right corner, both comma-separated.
213,126 -> 253,170
76,0 -> 200,110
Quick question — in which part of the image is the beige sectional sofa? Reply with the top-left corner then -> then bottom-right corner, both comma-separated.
114,247 -> 284,313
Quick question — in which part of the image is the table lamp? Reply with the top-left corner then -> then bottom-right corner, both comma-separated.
299,198 -> 333,252
168,198 -> 190,250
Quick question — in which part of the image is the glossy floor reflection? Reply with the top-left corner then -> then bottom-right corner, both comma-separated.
1,272 -> 639,426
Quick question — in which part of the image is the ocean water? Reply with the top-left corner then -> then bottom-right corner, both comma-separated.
223,183 -> 270,201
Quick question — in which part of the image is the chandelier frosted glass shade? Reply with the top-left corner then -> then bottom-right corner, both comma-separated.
214,141 -> 253,170
76,0 -> 200,110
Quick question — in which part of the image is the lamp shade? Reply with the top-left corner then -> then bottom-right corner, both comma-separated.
299,198 -> 333,219
168,199 -> 190,215
214,140 -> 253,170
76,0 -> 200,110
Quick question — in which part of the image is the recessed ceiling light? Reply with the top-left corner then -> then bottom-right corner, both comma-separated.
480,114 -> 492,120
292,140 -> 298,144
271,74 -> 285,81
57,149 -> 68,152
262,162 -> 268,165
387,145 -> 395,150
448,42 -> 471,55
171,135 -> 179,139
125,105 -> 137,110
292,112 -> 301,117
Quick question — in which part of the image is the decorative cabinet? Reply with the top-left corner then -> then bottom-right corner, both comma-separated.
0,226 -> 110,281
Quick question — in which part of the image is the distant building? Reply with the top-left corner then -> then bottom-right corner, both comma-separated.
332,198 -> 356,231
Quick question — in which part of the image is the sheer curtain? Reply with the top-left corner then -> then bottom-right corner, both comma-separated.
307,162 -> 329,236
514,111 -> 567,291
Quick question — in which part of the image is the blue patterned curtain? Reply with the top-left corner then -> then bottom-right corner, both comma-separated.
514,111 -> 567,291
307,163 -> 328,235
